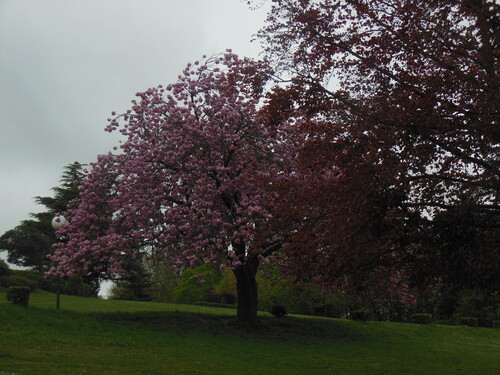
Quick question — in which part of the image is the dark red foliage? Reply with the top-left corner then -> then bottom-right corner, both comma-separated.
259,0 -> 499,299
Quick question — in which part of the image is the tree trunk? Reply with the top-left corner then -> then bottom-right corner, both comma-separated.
233,257 -> 259,327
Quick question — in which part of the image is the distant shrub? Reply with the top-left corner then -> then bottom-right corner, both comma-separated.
478,317 -> 494,328
206,293 -> 237,305
323,302 -> 348,318
457,317 -> 479,327
42,276 -> 95,297
270,305 -> 288,317
454,290 -> 498,327
146,260 -> 180,303
40,277 -> 60,293
3,270 -> 43,291
173,264 -> 222,304
295,302 -> 312,316
0,259 -> 11,277
433,319 -> 454,326
6,286 -> 30,306
3,274 -> 37,290
350,310 -> 370,321
411,314 -> 433,324
108,285 -> 135,301
65,277 -> 94,297
493,321 -> 500,329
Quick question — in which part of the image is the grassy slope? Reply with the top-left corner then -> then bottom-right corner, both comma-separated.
1,292 -> 499,375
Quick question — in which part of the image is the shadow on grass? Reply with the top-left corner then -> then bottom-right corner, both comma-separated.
1,295 -> 366,345
90,310 -> 365,343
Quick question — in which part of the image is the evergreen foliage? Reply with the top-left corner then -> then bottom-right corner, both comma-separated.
0,163 -> 98,297
109,257 -> 152,301
457,317 -> 479,328
410,314 -> 433,325
0,162 -> 85,273
350,310 -> 371,321
0,259 -> 10,277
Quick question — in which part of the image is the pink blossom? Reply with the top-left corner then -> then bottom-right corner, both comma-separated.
47,53 -> 291,282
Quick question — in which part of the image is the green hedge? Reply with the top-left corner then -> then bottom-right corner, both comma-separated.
350,310 -> 370,321
0,269 -> 94,297
6,286 -> 31,306
0,270 -> 42,290
457,317 -> 479,327
411,313 -> 433,324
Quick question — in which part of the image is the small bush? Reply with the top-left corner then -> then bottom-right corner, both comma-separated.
270,305 -> 288,317
492,320 -> 500,329
411,313 -> 433,324
350,310 -> 370,321
457,317 -> 479,327
6,286 -> 31,306
478,317 -> 493,328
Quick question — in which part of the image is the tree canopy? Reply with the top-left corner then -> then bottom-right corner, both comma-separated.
260,0 -> 499,216
49,1 -> 499,325
0,162 -> 85,273
258,0 -> 499,300
49,53 -> 290,326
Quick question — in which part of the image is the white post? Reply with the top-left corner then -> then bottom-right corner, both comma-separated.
51,215 -> 67,310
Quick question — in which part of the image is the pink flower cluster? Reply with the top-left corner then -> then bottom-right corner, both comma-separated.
48,52 -> 290,279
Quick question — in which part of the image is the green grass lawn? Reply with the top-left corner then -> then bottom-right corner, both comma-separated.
1,292 -> 499,375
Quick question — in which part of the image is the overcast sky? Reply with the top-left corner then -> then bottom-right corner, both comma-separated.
0,0 -> 270,244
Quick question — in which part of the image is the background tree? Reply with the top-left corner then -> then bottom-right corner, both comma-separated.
0,259 -> 11,278
0,220 -> 53,273
49,53 -> 290,326
108,255 -> 153,301
0,162 -> 85,273
34,161 -> 86,217
172,264 -> 222,305
413,199 -> 500,318
0,163 -> 99,296
258,0 -> 499,312
213,267 -> 237,300
145,258 -> 181,303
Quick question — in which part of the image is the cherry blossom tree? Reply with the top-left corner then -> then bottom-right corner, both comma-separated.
49,53 -> 289,326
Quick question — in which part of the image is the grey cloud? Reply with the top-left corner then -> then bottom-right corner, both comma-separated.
0,0 -> 267,238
